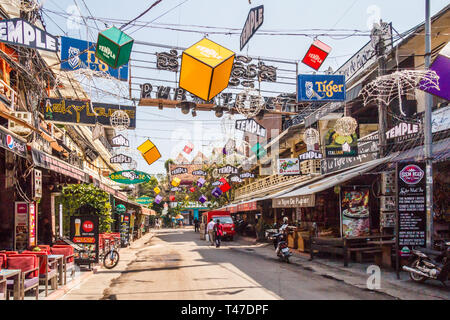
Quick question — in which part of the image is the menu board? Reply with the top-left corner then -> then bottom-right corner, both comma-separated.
397,162 -> 426,257
14,202 -> 29,251
70,215 -> 99,264
120,213 -> 131,247
341,188 -> 370,237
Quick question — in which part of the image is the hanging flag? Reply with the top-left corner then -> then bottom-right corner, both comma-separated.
301,40 -> 332,71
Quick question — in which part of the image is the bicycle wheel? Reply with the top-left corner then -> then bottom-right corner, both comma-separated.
103,250 -> 120,269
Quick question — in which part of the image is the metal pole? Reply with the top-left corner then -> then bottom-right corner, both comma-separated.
424,0 -> 433,249
374,23 -> 387,157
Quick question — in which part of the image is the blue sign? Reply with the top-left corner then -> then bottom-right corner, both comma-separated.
60,36 -> 128,81
297,74 -> 346,102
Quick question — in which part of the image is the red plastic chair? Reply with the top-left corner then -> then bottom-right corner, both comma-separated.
0,253 -> 6,269
51,246 -> 75,284
37,245 -> 51,253
4,251 -> 18,255
22,252 -> 58,297
6,255 -> 39,300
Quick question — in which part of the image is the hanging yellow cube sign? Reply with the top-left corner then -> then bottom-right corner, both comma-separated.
137,139 -> 161,166
179,38 -> 235,101
153,186 -> 161,194
171,177 -> 181,187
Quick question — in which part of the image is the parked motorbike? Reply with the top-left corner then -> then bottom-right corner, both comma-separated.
268,224 -> 292,263
402,242 -> 450,285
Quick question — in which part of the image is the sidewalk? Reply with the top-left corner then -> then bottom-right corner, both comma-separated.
232,235 -> 450,300
45,231 -> 155,300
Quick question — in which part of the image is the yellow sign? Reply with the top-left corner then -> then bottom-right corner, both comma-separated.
154,186 -> 161,194
171,177 -> 181,187
138,139 -> 161,166
179,38 -> 235,101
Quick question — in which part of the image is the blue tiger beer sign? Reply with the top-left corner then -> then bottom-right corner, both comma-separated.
297,74 -> 346,102
60,36 -> 128,80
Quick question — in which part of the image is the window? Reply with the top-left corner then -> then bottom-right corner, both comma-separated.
212,216 -> 233,224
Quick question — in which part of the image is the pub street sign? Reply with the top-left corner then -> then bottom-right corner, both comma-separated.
171,167 -> 188,175
111,134 -> 130,147
240,5 -> 264,51
272,194 -> 315,208
192,170 -> 207,176
110,154 -> 132,164
0,18 -> 59,52
298,150 -> 323,163
386,122 -> 420,143
217,165 -> 239,175
235,118 -> 266,138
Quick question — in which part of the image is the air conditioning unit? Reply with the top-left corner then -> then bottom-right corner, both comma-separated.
8,112 -> 33,135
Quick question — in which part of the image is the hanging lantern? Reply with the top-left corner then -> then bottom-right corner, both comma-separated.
212,187 -> 223,198
219,178 -> 231,193
154,195 -> 163,204
185,195 -> 189,200
179,38 -> 235,101
171,177 -> 181,187
235,88 -> 265,118
199,195 -> 207,204
189,187 -> 196,193
183,142 -> 194,155
197,177 -> 206,187
137,139 -> 161,166
153,186 -> 161,194
96,26 -> 134,69
303,128 -> 320,146
169,195 -> 176,202
334,117 -> 358,136
110,110 -> 130,131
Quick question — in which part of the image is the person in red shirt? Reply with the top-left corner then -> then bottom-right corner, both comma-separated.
214,219 -> 224,248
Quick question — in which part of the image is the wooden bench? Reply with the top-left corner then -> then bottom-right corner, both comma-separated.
346,247 -> 382,263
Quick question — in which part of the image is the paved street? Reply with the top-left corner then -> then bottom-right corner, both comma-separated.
60,228 -> 395,300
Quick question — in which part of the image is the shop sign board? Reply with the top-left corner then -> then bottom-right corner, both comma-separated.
237,201 -> 258,212
119,213 -> 131,247
110,154 -> 132,164
278,158 -> 300,175
111,134 -> 129,147
14,202 -> 28,251
217,165 -> 239,175
235,118 -> 266,137
70,215 -> 99,264
136,196 -> 153,205
0,127 -> 27,158
397,162 -> 427,256
0,18 -> 59,52
109,170 -> 151,184
192,170 -> 207,176
60,36 -> 128,80
298,151 -> 323,163
432,105 -> 450,133
272,194 -> 315,208
239,171 -> 255,179
171,167 -> 188,175
240,5 -> 264,51
301,39 -> 331,71
341,188 -> 370,237
321,139 -> 378,175
386,122 -> 420,142
28,202 -> 37,248
324,129 -> 358,158
42,98 -> 136,128
297,74 -> 346,102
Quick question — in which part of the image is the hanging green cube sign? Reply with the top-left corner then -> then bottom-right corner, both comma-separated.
95,26 -> 134,69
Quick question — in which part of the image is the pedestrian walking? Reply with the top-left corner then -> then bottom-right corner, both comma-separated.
194,218 -> 199,232
214,219 -> 224,248
207,219 -> 215,245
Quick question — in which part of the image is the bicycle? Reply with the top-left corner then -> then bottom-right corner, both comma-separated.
102,237 -> 120,269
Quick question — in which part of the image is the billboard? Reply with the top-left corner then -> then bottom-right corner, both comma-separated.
297,74 -> 346,102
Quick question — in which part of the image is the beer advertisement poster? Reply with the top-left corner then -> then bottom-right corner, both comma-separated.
70,215 -> 99,264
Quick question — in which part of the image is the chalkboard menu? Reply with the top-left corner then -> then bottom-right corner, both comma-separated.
397,162 -> 426,257
119,213 -> 131,247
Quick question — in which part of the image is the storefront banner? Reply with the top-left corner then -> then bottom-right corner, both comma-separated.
28,202 -> 37,248
272,194 -> 315,208
0,18 -> 59,52
341,188 -> 370,237
420,42 -> 450,101
60,36 -> 128,80
0,126 -> 27,158
278,158 -> 300,175
397,162 -> 426,256
386,122 -> 420,143
237,201 -> 258,212
298,150 -> 323,163
321,139 -> 378,175
297,74 -> 346,102
70,215 -> 99,264
42,98 -> 136,128
240,5 -> 264,51
120,213 -> 131,246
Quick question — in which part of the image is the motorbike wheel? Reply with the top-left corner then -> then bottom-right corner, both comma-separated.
285,256 -> 290,264
103,250 -> 120,269
409,258 -> 427,283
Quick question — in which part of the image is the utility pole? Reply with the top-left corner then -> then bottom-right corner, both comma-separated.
424,0 -> 433,249
372,21 -> 387,157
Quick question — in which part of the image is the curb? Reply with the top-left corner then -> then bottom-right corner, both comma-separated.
44,269 -> 96,300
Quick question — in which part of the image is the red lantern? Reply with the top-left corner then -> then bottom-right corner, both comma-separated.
189,187 -> 196,193
169,195 -> 175,202
219,178 -> 231,193
301,39 -> 331,71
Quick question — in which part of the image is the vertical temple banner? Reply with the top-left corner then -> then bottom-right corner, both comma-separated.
240,5 -> 264,51
60,36 -> 129,80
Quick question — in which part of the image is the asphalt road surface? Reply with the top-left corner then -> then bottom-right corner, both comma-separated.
98,228 -> 393,300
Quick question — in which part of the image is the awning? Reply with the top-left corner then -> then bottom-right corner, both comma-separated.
31,148 -> 89,182
272,157 -> 390,205
392,137 -> 450,163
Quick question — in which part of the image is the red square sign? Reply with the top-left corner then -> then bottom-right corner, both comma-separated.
301,40 -> 331,71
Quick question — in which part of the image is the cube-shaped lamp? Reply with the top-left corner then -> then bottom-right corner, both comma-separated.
251,142 -> 266,159
169,195 -> 176,202
189,187 -> 195,193
212,187 -> 223,198
179,38 -> 235,101
154,195 -> 162,204
219,178 -> 231,193
96,26 -> 134,69
199,195 -> 207,204
183,142 -> 194,154
153,186 -> 160,194
197,177 -> 206,187
138,139 -> 161,166
185,195 -> 189,200
171,177 -> 181,187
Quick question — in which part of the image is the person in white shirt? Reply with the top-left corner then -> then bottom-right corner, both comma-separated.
207,219 -> 216,245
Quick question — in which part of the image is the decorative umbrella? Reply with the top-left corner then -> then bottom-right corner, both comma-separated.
359,69 -> 440,116
175,214 -> 184,220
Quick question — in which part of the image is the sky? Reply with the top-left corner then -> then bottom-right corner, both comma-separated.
40,0 -> 449,175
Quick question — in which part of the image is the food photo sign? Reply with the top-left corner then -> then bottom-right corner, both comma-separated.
341,188 -> 370,237
70,215 -> 99,265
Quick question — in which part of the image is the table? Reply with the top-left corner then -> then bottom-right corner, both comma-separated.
0,269 -> 21,300
48,255 -> 64,286
367,240 -> 395,268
